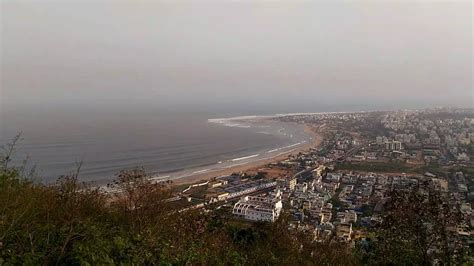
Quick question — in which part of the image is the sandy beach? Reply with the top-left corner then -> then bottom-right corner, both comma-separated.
172,124 -> 323,185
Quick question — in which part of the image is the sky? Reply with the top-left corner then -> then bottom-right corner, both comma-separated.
1,0 -> 473,114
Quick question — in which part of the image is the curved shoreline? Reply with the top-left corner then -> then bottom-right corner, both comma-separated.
170,124 -> 323,186
85,118 -> 321,188
134,117 -> 313,184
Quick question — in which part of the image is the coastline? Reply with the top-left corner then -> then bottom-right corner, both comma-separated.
171,124 -> 323,186
71,116 -> 324,190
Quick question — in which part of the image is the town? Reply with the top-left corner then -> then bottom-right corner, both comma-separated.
166,108 -> 474,250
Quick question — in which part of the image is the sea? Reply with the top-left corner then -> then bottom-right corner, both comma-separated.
1,108 -> 311,184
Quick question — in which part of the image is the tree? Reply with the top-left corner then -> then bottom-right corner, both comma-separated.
358,182 -> 467,265
111,167 -> 171,233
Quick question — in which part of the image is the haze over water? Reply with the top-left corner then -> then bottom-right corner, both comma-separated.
1,107 -> 311,184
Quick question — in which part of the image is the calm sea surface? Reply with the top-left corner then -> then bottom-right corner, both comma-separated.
1,109 -> 309,184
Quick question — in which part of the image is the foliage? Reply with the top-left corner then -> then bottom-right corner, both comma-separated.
357,183 -> 469,265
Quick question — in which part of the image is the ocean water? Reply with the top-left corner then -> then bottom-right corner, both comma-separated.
1,109 -> 310,184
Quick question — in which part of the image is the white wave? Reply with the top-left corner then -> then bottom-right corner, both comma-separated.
192,169 -> 210,174
208,115 -> 264,123
229,124 -> 251,128
231,154 -> 260,162
209,121 -> 251,128
276,149 -> 296,157
268,141 -> 307,154
267,148 -> 281,153
208,115 -> 278,128
149,175 -> 170,180
283,141 -> 307,149
284,142 -> 301,149
208,115 -> 274,125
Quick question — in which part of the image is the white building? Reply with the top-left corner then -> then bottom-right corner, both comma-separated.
385,140 -> 402,151
376,136 -> 384,145
233,190 -> 283,222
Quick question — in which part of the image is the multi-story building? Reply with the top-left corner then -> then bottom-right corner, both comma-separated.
385,140 -> 402,151
277,177 -> 297,191
233,190 -> 283,222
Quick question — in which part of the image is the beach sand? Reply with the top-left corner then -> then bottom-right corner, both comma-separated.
172,124 -> 323,186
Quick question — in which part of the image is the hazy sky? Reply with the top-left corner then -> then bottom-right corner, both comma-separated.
2,0 -> 473,113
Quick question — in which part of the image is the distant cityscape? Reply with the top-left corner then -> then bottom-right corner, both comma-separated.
163,108 -> 473,248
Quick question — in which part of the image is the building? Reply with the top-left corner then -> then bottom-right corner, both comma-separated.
336,223 -> 353,241
233,190 -> 283,222
313,165 -> 327,177
277,177 -> 297,191
376,136 -> 384,145
208,180 -> 228,188
225,180 -> 277,199
295,182 -> 309,193
385,140 -> 402,151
